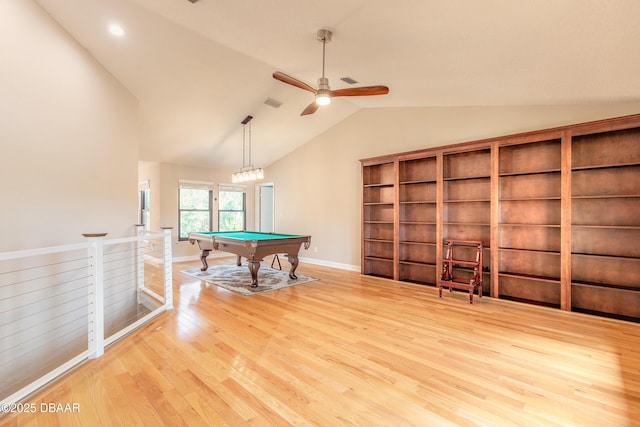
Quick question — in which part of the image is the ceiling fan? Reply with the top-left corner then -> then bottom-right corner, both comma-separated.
273,29 -> 389,116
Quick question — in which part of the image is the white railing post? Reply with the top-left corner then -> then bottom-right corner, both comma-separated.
135,224 -> 145,304
84,233 -> 107,359
162,227 -> 173,309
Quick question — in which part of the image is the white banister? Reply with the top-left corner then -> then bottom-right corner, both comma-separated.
0,241 -> 88,261
162,227 -> 174,309
135,224 -> 145,306
83,233 -> 107,359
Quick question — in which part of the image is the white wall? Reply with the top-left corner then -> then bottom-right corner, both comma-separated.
267,104 -> 640,270
0,0 -> 139,251
0,1 -> 141,396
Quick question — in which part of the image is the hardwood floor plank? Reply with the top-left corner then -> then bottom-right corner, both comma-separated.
219,377 -> 296,426
113,372 -> 164,426
161,388 -> 209,427
182,391 -> 232,427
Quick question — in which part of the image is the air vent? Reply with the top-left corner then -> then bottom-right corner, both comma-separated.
264,97 -> 283,108
340,76 -> 358,85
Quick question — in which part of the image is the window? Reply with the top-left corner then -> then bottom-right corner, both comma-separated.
178,180 -> 214,240
218,186 -> 246,231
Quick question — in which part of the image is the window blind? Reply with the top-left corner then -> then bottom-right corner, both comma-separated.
218,184 -> 246,193
178,179 -> 215,191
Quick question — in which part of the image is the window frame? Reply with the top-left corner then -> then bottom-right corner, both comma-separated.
218,186 -> 247,232
178,181 -> 214,241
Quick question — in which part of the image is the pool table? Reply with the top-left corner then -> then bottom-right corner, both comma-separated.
188,231 -> 311,287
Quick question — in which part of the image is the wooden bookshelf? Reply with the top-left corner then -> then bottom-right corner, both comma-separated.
398,156 -> 437,284
443,148 -> 491,295
361,112 -> 640,322
362,161 -> 395,279
570,128 -> 640,320
498,139 -> 562,307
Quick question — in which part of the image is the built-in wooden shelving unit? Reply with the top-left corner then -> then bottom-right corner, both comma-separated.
361,113 -> 640,322
398,156 -> 438,284
362,161 -> 395,279
443,148 -> 492,294
570,128 -> 640,319
498,139 -> 562,307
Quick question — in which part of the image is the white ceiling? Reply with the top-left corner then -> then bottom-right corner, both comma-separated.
35,0 -> 640,169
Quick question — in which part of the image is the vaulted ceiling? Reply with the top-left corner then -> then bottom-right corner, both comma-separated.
35,0 -> 640,169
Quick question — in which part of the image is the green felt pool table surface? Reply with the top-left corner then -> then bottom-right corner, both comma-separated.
191,231 -> 306,240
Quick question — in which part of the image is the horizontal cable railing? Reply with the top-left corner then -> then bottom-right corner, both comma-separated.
0,226 -> 173,406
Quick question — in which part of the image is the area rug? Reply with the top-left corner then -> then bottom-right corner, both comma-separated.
181,264 -> 319,295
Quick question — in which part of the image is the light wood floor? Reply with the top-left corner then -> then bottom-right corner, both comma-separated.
2,257 -> 640,426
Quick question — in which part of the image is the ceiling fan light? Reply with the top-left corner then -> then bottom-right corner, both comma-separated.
316,93 -> 331,106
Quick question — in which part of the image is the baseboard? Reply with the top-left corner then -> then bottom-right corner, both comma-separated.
299,256 -> 360,272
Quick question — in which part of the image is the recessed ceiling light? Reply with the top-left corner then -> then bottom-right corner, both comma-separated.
108,23 -> 125,37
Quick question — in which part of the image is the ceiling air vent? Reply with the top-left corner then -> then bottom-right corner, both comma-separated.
340,76 -> 358,85
264,97 -> 283,108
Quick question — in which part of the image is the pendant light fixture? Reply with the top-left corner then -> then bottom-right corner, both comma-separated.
231,115 -> 264,183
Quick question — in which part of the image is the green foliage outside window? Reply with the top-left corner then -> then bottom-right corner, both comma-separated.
179,188 -> 211,239
180,188 -> 210,210
219,191 -> 245,231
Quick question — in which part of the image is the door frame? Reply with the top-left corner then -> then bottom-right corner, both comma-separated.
255,182 -> 275,232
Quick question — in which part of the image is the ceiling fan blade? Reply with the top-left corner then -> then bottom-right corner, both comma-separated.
301,101 -> 320,116
273,71 -> 317,93
332,86 -> 389,97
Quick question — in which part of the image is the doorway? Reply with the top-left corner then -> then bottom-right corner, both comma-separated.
256,183 -> 274,232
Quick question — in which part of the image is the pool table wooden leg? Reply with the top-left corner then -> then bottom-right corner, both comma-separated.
247,260 -> 261,287
287,254 -> 299,280
200,250 -> 211,271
